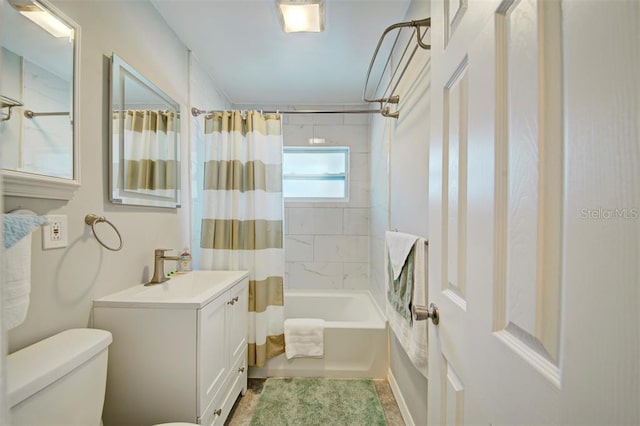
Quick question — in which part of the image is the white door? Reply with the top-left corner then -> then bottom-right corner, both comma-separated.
427,0 -> 639,424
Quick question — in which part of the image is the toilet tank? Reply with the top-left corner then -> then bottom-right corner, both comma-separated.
7,328 -> 113,426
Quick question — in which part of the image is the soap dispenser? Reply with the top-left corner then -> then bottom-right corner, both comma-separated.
179,246 -> 192,272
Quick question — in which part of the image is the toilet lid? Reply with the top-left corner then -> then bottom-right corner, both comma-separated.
153,423 -> 199,426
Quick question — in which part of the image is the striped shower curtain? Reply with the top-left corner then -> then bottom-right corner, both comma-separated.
199,110 -> 285,367
123,109 -> 178,194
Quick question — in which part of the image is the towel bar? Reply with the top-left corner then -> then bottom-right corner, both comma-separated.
84,213 -> 123,251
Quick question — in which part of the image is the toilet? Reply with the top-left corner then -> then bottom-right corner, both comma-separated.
7,328 -> 112,426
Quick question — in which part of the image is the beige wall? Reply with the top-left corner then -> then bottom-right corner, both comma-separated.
369,0 -> 431,425
5,1 -> 195,353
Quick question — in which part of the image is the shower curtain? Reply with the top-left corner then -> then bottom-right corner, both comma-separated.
123,109 -> 178,194
199,110 -> 285,366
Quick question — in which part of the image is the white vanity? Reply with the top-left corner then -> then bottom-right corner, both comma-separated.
93,270 -> 249,426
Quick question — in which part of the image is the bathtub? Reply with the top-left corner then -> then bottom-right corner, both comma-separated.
249,290 -> 388,379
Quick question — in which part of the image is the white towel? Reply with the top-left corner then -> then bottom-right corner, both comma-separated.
386,236 -> 428,379
3,235 -> 33,329
385,231 -> 419,280
284,318 -> 325,359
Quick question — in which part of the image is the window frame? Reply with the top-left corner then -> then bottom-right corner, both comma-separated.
283,146 -> 350,202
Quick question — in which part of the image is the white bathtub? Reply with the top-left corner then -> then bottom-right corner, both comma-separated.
249,290 -> 388,379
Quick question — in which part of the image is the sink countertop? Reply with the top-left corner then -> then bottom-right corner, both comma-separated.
93,270 -> 249,309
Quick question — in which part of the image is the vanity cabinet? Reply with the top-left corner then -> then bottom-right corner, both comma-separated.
198,281 -> 248,425
93,271 -> 248,426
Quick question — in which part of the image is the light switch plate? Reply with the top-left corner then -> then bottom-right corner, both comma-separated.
42,214 -> 68,249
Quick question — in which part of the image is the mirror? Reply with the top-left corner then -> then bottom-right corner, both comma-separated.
0,0 -> 80,199
110,54 -> 181,208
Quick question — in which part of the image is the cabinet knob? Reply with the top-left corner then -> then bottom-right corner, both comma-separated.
227,296 -> 239,305
238,366 -> 245,373
214,408 -> 222,417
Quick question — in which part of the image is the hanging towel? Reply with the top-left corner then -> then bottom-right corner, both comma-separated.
385,235 -> 429,379
3,214 -> 47,249
385,231 -> 418,280
284,318 -> 325,359
385,231 -> 418,322
2,212 -> 46,330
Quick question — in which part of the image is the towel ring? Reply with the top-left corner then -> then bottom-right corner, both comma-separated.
84,213 -> 123,251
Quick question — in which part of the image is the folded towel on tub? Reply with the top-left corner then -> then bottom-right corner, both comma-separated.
284,318 -> 325,359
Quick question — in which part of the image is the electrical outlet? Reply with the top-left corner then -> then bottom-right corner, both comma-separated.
42,214 -> 68,249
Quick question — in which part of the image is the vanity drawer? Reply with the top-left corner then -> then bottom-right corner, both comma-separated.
198,387 -> 225,426
198,347 -> 247,426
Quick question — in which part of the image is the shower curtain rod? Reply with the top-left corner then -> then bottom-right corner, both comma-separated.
191,107 -> 379,117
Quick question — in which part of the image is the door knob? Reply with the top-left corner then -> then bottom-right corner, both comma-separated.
413,303 -> 439,325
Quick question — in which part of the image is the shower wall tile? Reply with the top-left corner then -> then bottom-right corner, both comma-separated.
344,112 -> 371,125
312,208 -> 343,235
287,112 -> 344,126
315,125 -> 370,152
284,208 -> 289,234
289,262 -> 344,289
279,113 -> 371,291
350,153 -> 370,181
283,124 -> 313,145
348,180 -> 371,208
284,262 -> 290,289
343,263 -> 370,290
314,236 -> 369,263
288,208 -> 314,234
285,236 -> 314,262
344,209 -> 370,235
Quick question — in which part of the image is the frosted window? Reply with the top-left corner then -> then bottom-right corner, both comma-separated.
283,147 -> 349,200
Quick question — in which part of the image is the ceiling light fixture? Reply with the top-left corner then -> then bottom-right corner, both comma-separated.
10,0 -> 72,38
276,0 -> 325,33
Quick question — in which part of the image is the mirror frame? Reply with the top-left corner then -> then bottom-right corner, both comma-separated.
109,54 -> 181,208
2,0 -> 81,200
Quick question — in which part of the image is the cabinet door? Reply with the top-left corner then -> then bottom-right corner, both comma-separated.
228,279 -> 248,362
197,294 -> 228,415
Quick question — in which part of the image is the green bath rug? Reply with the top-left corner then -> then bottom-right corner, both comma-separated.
250,378 -> 387,426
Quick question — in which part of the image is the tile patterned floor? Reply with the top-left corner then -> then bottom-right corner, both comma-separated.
225,378 -> 405,426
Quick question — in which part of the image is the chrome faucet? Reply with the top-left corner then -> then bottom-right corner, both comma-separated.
145,248 -> 182,286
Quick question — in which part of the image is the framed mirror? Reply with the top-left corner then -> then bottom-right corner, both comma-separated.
0,0 -> 80,199
110,54 -> 181,208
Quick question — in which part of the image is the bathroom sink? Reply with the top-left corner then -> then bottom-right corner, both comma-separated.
93,270 -> 248,308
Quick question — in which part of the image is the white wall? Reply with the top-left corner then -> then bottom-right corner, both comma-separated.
369,0 -> 430,425
189,54 -> 231,267
5,0 -> 194,353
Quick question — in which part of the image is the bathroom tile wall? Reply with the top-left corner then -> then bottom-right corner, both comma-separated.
246,107 -> 371,290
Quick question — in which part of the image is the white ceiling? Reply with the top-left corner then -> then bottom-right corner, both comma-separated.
151,0 -> 411,106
